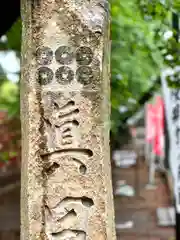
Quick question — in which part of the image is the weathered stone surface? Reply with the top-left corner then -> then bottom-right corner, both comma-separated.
21,0 -> 116,239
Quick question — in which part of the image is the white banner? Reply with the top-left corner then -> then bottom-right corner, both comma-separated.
161,66 -> 180,212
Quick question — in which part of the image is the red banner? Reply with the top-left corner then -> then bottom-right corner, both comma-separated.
145,104 -> 156,143
153,96 -> 164,157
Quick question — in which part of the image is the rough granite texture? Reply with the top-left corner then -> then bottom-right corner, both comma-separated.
21,0 -> 116,239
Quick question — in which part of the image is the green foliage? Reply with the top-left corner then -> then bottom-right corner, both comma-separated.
0,18 -> 21,52
0,81 -> 19,117
111,0 -> 161,132
6,18 -> 21,53
0,19 -> 21,117
111,0 -> 179,133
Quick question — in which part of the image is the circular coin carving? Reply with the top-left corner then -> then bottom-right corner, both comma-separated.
55,66 -> 74,84
76,66 -> 93,85
36,47 -> 53,65
76,46 -> 93,65
55,46 -> 73,65
38,67 -> 53,85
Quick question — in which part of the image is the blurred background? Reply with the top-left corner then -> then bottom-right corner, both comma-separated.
0,0 -> 179,239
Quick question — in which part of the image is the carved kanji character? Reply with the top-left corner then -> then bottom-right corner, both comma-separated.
176,126 -> 180,145
172,103 -> 180,122
45,197 -> 94,239
178,164 -> 180,181
178,187 -> 180,205
42,92 -> 81,148
171,89 -> 180,101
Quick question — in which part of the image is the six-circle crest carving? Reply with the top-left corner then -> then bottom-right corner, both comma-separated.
36,46 -> 96,86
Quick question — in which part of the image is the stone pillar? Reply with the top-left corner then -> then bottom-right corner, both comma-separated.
21,0 -> 116,239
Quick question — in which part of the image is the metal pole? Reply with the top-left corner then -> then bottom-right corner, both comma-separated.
149,145 -> 156,185
146,139 -> 156,189
145,103 -> 149,164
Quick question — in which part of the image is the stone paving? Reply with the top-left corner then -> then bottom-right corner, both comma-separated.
113,158 -> 175,240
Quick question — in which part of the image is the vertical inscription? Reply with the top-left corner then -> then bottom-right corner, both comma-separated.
38,45 -> 96,238
45,197 -> 94,239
